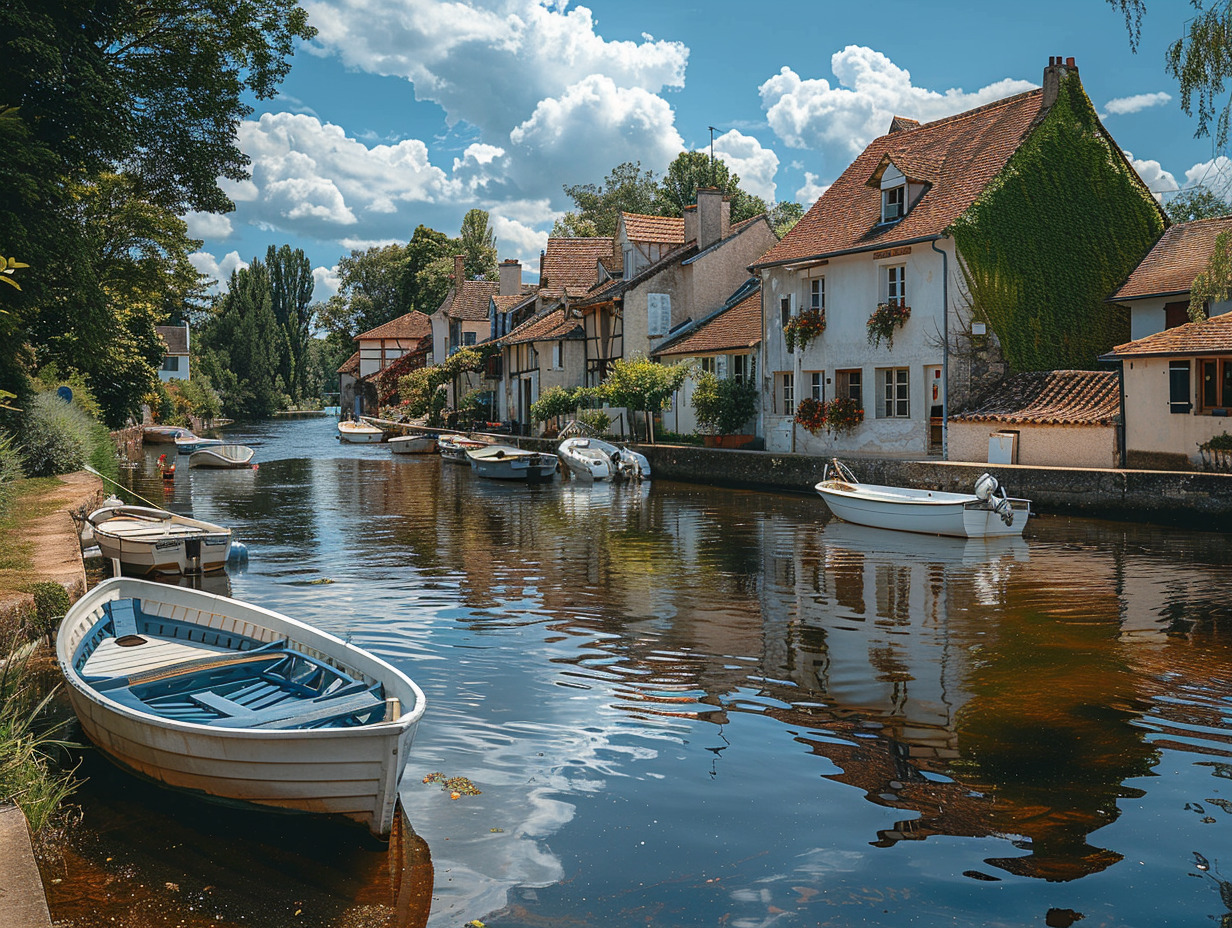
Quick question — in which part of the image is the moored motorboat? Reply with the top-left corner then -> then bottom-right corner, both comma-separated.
189,444 -> 255,468
438,435 -> 489,464
389,434 -> 438,455
557,436 -> 650,482
142,425 -> 190,444
814,459 -> 1030,538
87,504 -> 232,575
466,443 -> 558,481
337,420 -> 385,443
56,577 -> 427,837
174,434 -> 225,455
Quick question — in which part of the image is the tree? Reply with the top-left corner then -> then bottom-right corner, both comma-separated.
458,209 -> 498,281
599,355 -> 690,443
656,151 -> 768,223
317,244 -> 411,341
554,162 -> 662,237
691,371 -> 758,436
266,244 -> 314,403
1111,1 -> 1232,148
198,261 -> 286,418
768,201 -> 806,237
401,224 -> 454,314
1167,186 -> 1232,222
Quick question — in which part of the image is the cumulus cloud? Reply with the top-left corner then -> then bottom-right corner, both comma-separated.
184,211 -> 233,240
1182,156 -> 1232,200
1103,91 -> 1171,117
491,215 -> 550,267
759,46 -> 1036,174
795,172 -> 830,205
509,74 -> 684,186
1124,150 -> 1179,199
304,0 -> 687,141
190,250 -> 248,291
313,265 -> 341,302
713,130 -> 778,202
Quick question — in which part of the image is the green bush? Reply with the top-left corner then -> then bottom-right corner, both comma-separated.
0,434 -> 23,517
576,408 -> 611,434
19,392 -> 115,479
691,372 -> 758,435
29,582 -> 70,641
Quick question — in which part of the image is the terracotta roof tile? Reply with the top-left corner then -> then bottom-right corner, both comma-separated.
356,311 -> 432,341
1105,309 -> 1232,357
492,294 -> 534,313
621,212 -> 686,245
155,325 -> 188,354
753,89 -> 1044,268
438,278 -> 499,322
504,308 -> 583,346
541,237 -> 615,296
1109,217 -> 1232,301
336,350 -> 360,376
654,281 -> 762,357
574,242 -> 698,308
952,370 -> 1119,425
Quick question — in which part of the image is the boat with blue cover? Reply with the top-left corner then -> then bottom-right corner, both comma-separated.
57,577 -> 426,837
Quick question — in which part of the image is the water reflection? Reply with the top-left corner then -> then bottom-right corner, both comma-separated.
58,419 -> 1232,928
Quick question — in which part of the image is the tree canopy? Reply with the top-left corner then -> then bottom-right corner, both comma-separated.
1166,186 -> 1232,222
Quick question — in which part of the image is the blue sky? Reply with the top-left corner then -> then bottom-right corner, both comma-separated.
186,0 -> 1230,303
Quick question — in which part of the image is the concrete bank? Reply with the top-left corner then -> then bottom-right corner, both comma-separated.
0,805 -> 52,928
504,437 -> 1231,527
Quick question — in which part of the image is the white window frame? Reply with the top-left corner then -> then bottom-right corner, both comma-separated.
885,265 -> 907,307
551,342 -> 563,370
882,186 -> 905,223
805,370 -> 825,402
879,367 -> 910,418
807,276 -> 825,312
733,354 -> 751,383
775,371 -> 795,415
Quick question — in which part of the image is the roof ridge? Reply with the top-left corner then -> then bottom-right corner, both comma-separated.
898,88 -> 1041,136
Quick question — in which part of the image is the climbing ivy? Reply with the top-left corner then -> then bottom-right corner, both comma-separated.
949,73 -> 1165,372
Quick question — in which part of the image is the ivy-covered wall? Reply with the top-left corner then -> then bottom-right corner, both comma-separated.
949,73 -> 1165,372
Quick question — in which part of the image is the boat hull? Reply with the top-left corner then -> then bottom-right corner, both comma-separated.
557,438 -> 650,482
338,422 -> 384,443
57,578 -> 426,837
816,481 -> 1029,538
467,445 -> 558,480
189,445 -> 255,468
88,506 -> 232,575
389,435 -> 437,454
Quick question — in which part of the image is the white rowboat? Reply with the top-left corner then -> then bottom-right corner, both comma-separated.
466,443 -> 558,481
57,577 -> 426,837
189,444 -> 255,468
389,434 -> 438,455
337,420 -> 384,443
438,436 -> 489,464
87,504 -> 232,575
814,459 -> 1030,538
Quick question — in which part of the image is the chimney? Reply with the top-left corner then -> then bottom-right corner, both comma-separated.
1041,55 -> 1077,111
499,258 -> 521,296
453,254 -> 465,286
683,203 -> 698,246
697,187 -> 730,250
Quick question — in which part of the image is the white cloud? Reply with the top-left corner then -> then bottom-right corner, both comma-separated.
312,265 -> 341,302
713,130 -> 778,202
1103,91 -> 1171,117
759,46 -> 1035,174
1183,156 -> 1232,200
184,211 -> 233,240
795,172 -> 830,205
190,250 -> 248,291
491,215 -> 549,267
1124,150 -> 1179,199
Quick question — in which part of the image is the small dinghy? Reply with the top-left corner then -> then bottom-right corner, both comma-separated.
189,444 -> 255,468
174,434 -> 225,455
87,503 -> 232,575
389,434 -> 438,455
57,577 -> 426,837
337,420 -> 384,443
557,437 -> 650,482
814,459 -> 1030,538
438,435 -> 489,464
466,443 -> 558,481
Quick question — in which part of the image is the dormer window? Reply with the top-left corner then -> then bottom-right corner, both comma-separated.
882,185 -> 905,223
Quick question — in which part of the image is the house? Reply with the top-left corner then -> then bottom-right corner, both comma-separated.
572,189 -> 777,433
654,278 -> 762,438
428,255 -> 503,408
1108,216 -> 1232,340
1101,312 -> 1232,469
155,325 -> 190,382
348,311 -> 434,416
948,370 -> 1120,468
337,351 -> 361,416
750,57 -> 1165,458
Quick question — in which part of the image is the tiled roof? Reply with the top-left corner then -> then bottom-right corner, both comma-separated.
155,325 -> 188,354
438,278 -> 499,322
336,351 -> 360,376
540,237 -> 615,296
1104,309 -> 1232,358
752,89 -> 1045,268
504,308 -> 584,346
654,280 -> 762,357
621,212 -> 686,245
1109,217 -> 1232,301
492,294 -> 533,313
574,242 -> 698,308
952,370 -> 1119,425
356,311 -> 432,341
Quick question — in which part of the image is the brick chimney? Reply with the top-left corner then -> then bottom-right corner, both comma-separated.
453,254 -> 465,286
697,187 -> 730,250
1041,55 -> 1077,111
499,258 -> 521,296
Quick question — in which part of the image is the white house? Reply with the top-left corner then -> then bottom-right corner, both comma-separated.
155,325 -> 189,382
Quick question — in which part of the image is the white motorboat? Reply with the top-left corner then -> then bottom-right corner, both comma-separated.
189,444 -> 255,468
87,504 -> 233,575
389,434 -> 438,455
57,577 -> 427,838
814,459 -> 1030,538
142,425 -> 190,445
466,443 -> 558,481
337,420 -> 385,443
438,435 -> 489,464
174,434 -> 225,455
557,437 -> 651,482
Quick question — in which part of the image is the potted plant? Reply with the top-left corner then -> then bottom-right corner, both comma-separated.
794,396 -> 826,434
692,371 -> 759,447
822,396 -> 863,434
784,308 -> 826,352
866,302 -> 911,349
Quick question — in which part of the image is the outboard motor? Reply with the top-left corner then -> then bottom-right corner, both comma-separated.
974,473 -> 1000,501
992,495 -> 1015,527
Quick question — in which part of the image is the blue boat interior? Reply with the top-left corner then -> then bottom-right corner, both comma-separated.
74,598 -> 387,730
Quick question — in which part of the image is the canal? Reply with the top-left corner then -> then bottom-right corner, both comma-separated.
41,416 -> 1232,927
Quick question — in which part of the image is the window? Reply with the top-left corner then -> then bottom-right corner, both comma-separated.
1201,359 -> 1232,410
774,371 -> 795,415
836,369 -> 862,407
879,367 -> 909,418
699,356 -> 717,375
733,354 -> 752,383
885,265 -> 906,306
807,277 -> 825,312
1169,361 -> 1192,414
780,296 -> 792,329
161,355 -> 180,372
648,293 -> 671,337
805,370 -> 825,402
551,342 -> 563,370
462,330 -> 477,346
882,185 -> 905,222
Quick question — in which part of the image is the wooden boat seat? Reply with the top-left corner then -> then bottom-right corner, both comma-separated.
92,639 -> 287,690
202,687 -> 385,729
106,599 -> 140,637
